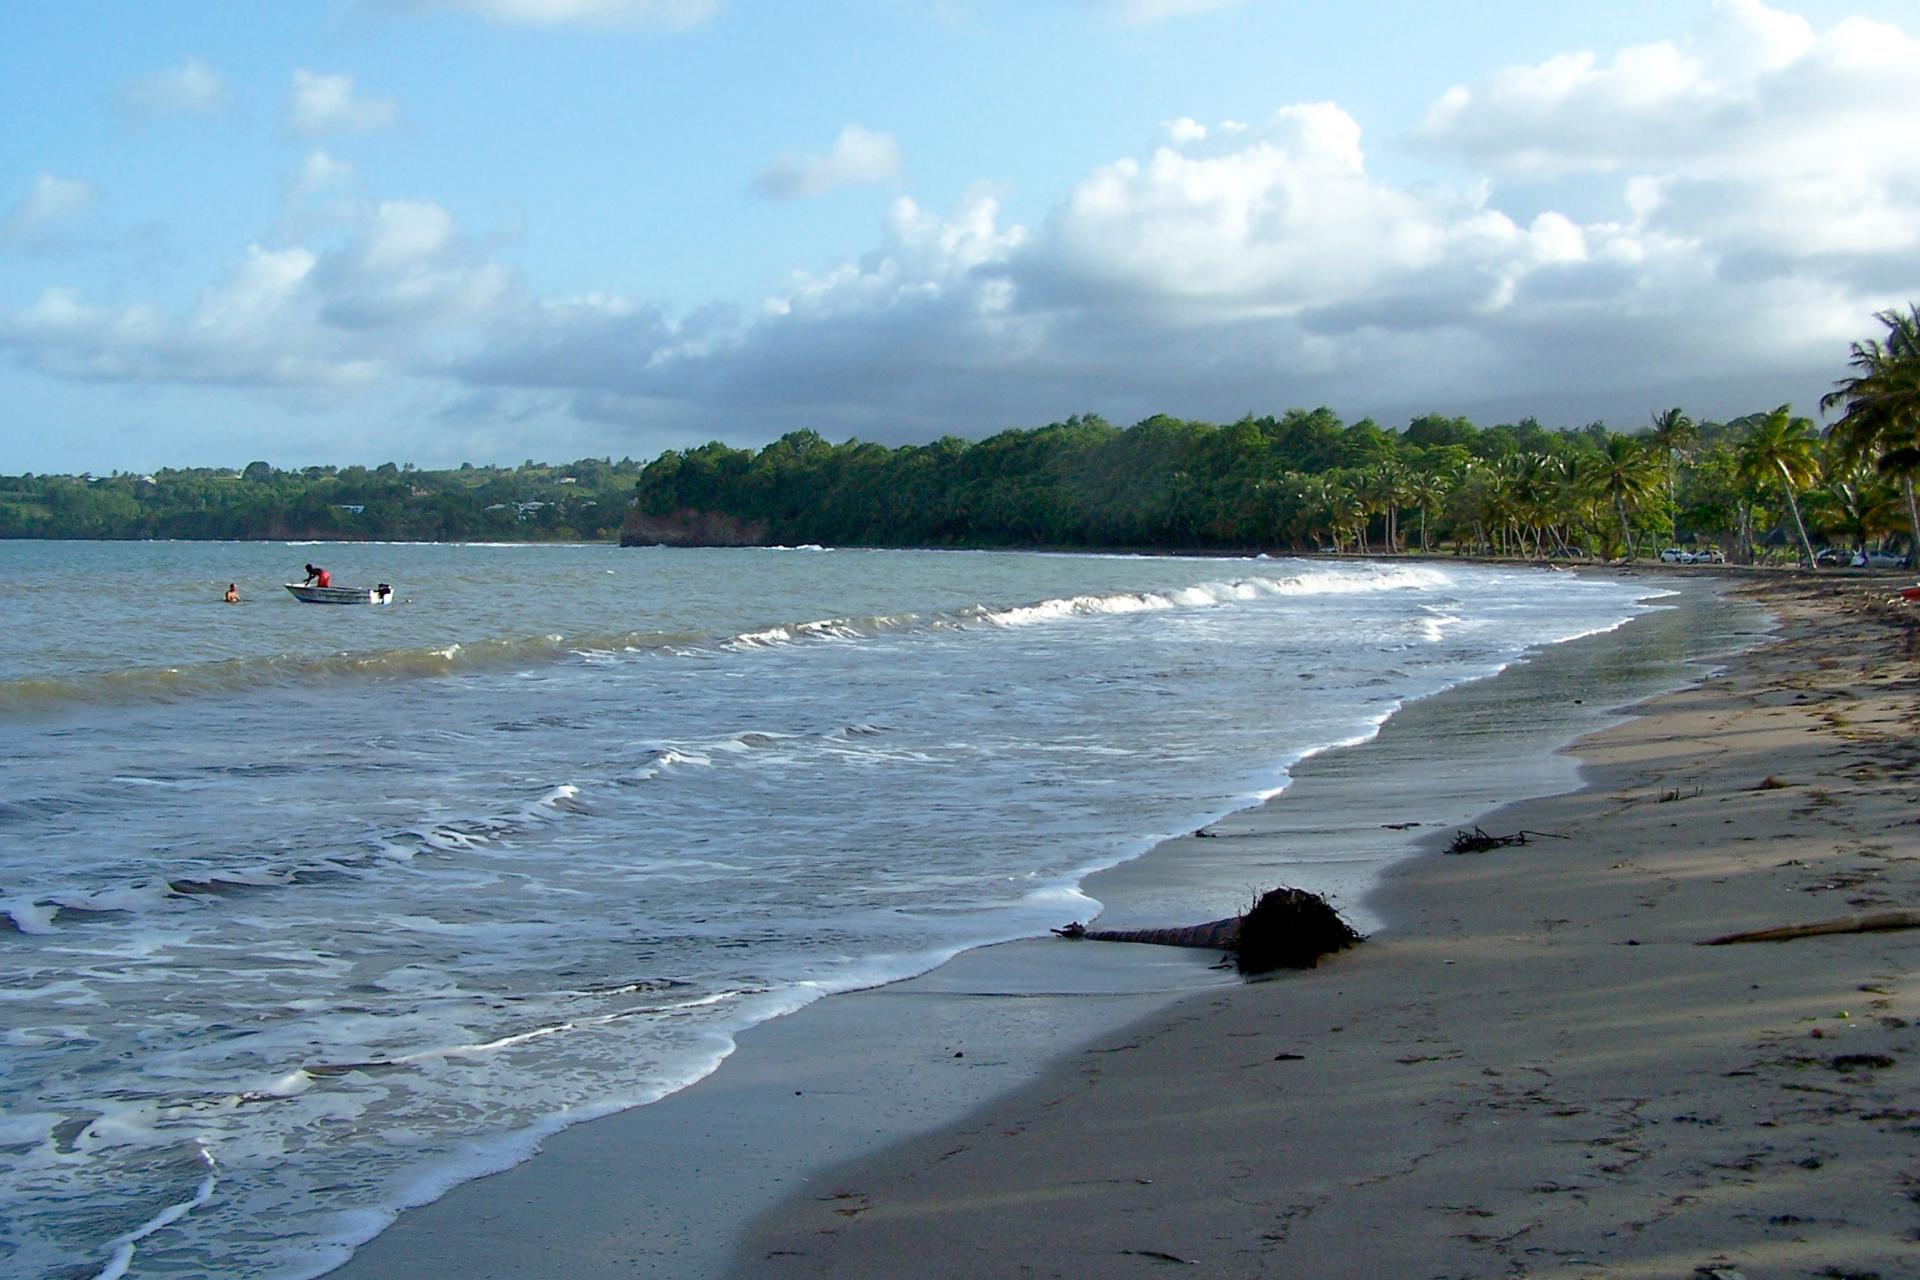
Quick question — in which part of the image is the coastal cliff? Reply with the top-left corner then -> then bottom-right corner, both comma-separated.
619,507 -> 769,548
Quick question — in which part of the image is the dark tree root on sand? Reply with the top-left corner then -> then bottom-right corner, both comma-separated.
1699,909 -> 1920,945
1052,887 -> 1362,976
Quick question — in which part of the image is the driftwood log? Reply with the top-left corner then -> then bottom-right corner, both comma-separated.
1699,909 -> 1920,945
1446,826 -> 1567,855
1052,886 -> 1361,975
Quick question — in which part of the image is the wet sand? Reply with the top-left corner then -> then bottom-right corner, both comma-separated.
327,571 -> 1920,1280
732,575 -> 1920,1278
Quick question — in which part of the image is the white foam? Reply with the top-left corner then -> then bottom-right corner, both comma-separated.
0,1111 -> 58,1146
90,1149 -> 217,1280
1,897 -> 60,934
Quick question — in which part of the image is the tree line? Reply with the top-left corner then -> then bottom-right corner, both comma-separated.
629,309 -> 1920,564
10,308 -> 1917,561
0,458 -> 644,542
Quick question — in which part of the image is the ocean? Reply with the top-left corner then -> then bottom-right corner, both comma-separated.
1,540 -> 1713,1279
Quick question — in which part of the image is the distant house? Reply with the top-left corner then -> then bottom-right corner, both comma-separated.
334,504 -> 365,515
558,477 -> 577,485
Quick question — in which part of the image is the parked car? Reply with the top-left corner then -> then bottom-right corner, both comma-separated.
1815,547 -> 1846,567
1694,547 -> 1725,564
1659,547 -> 1690,563
1854,549 -> 1911,569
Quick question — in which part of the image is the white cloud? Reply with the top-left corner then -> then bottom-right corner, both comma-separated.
9,1 -> 1920,458
402,0 -> 717,27
316,200 -> 514,329
118,59 -> 228,119
1415,0 -> 1920,281
1,173 -> 97,249
0,199 -> 512,390
1109,0 -> 1236,23
754,126 -> 904,200
293,150 -> 356,199
1,251 -> 382,390
285,70 -> 399,138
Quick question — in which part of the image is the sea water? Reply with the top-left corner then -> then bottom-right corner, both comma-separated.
1,541 -> 1679,1278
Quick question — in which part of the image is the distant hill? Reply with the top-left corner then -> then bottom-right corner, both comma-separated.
0,459 -> 643,542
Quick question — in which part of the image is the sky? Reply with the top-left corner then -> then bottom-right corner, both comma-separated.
4,0 -> 1920,474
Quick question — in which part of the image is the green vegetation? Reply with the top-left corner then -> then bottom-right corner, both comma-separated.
628,406 -> 1908,563
11,310 -> 1920,563
622,310 -> 1920,562
0,458 -> 644,542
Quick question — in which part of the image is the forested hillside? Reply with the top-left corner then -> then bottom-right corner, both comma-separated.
0,458 -> 643,542
626,400 -> 1914,564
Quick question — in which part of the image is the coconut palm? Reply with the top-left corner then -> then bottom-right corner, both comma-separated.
1734,405 -> 1823,568
1548,452 -> 1602,557
1648,406 -> 1695,543
1585,435 -> 1662,559
1406,470 -> 1451,553
1822,305 -> 1920,554
1330,474 -> 1371,555
1805,455 -> 1904,560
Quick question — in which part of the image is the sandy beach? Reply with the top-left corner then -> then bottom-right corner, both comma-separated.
728,574 -> 1920,1279
324,572 -> 1920,1280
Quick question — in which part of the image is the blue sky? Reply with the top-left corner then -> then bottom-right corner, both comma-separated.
4,0 -> 1919,473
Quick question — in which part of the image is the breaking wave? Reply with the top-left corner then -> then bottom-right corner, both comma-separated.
1,562 -> 1448,716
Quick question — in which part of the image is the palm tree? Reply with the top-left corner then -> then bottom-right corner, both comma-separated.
1291,474 -> 1339,551
1805,455 -> 1903,560
1330,474 -> 1370,555
1406,471 -> 1451,553
1822,305 -> 1920,556
1548,452 -> 1601,557
1586,435 -> 1662,560
1648,406 -> 1695,544
1509,452 -> 1567,558
1735,405 -> 1822,568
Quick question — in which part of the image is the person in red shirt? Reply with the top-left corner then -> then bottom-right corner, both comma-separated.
303,563 -> 331,588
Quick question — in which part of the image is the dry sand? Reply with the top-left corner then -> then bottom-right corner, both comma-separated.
733,577 -> 1920,1280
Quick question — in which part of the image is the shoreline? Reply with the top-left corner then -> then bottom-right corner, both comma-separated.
326,575 -> 1765,1280
732,575 -> 1920,1278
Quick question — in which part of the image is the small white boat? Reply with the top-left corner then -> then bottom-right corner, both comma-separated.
285,582 -> 394,605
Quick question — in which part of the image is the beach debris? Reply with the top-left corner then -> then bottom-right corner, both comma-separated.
1699,909 -> 1920,945
1118,1249 -> 1197,1265
1830,1053 -> 1896,1072
1445,826 -> 1568,855
1050,918 -> 1239,947
1052,886 -> 1361,975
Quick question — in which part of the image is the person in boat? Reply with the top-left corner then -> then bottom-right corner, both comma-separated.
224,583 -> 239,603
302,563 -> 331,588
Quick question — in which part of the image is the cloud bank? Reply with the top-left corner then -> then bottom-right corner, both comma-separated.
6,0 -> 1920,462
